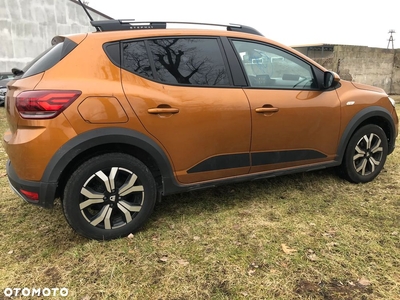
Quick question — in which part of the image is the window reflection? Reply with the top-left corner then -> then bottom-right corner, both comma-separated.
122,38 -> 228,86
122,41 -> 153,78
233,40 -> 316,89
148,38 -> 228,86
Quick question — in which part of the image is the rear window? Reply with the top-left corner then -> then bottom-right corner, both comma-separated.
22,38 -> 78,79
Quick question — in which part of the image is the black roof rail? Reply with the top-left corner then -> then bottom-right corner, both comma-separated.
90,20 -> 264,36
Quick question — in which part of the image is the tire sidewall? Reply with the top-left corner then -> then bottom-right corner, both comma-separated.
63,153 -> 157,240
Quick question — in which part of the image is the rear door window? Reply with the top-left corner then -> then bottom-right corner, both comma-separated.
122,41 -> 153,78
122,38 -> 230,86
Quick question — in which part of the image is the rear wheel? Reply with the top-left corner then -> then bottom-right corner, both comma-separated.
341,124 -> 388,183
63,153 -> 157,240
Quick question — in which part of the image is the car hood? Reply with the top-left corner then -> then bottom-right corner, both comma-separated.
351,82 -> 386,94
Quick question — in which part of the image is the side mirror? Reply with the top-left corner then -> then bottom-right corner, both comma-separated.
323,71 -> 340,89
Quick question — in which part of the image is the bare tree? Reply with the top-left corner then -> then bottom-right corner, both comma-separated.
122,42 -> 153,78
150,39 -> 227,85
122,38 -> 228,85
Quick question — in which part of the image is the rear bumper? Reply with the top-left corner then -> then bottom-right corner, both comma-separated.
6,160 -> 57,208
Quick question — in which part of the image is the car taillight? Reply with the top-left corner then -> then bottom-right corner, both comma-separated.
16,90 -> 81,119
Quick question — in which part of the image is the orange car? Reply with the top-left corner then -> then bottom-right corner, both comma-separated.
3,20 -> 398,240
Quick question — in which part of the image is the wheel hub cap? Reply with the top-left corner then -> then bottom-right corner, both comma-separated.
352,133 -> 383,176
79,167 -> 145,229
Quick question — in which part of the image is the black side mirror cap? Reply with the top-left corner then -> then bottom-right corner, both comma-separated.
323,71 -> 340,89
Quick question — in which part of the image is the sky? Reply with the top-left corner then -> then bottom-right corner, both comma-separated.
87,0 -> 398,49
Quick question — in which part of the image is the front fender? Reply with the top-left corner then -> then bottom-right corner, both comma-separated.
336,106 -> 397,162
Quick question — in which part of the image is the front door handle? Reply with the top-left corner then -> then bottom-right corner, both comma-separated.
148,107 -> 180,114
255,107 -> 279,113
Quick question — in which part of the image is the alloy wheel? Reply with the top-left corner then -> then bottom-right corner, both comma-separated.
79,167 -> 145,230
352,133 -> 383,176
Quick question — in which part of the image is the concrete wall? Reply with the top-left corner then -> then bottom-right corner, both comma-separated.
332,46 -> 395,94
294,45 -> 334,59
392,50 -> 400,94
306,45 -> 399,95
0,0 -> 110,72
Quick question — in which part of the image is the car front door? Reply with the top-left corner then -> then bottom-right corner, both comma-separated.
231,40 -> 341,173
121,37 -> 251,184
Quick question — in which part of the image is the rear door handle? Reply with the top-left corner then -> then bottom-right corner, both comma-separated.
148,107 -> 179,114
255,107 -> 279,113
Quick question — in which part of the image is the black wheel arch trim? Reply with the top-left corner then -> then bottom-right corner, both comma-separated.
41,127 -> 177,201
336,106 -> 397,162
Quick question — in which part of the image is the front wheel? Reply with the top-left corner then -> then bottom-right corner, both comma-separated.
340,124 -> 388,183
63,153 -> 157,240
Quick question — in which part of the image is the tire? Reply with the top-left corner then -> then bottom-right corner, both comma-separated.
63,153 -> 157,240
341,124 -> 388,183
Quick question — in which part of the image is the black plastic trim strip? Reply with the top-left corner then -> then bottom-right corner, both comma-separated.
217,38 -> 234,86
187,153 -> 250,173
252,150 -> 327,166
186,150 -> 327,174
220,37 -> 248,86
163,160 -> 340,195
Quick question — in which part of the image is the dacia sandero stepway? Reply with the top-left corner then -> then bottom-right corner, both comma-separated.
3,19 -> 398,240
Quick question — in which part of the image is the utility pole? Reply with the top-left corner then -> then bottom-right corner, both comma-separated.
387,30 -> 395,49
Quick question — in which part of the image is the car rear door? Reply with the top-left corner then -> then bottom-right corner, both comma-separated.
121,37 -> 252,184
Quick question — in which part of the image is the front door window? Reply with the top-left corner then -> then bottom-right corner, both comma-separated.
232,40 -> 316,89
